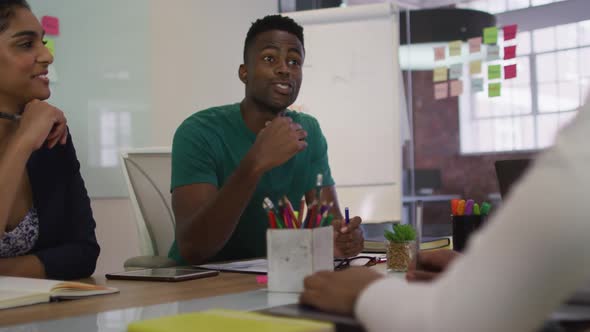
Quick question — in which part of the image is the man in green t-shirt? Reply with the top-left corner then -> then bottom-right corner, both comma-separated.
169,15 -> 364,264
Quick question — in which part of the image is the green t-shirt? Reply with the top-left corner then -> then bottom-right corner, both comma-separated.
169,103 -> 334,264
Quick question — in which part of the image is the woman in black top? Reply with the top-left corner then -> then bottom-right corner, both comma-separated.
0,0 -> 99,280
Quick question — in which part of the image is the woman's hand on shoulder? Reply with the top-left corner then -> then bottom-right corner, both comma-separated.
15,100 -> 68,151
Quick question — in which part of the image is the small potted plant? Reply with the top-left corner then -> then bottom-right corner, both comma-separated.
384,224 -> 417,272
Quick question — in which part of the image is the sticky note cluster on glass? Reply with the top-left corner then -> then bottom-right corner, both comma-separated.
432,39 -> 466,99
432,45 -> 447,99
465,35 -> 483,93
502,24 -> 518,84
478,23 -> 519,98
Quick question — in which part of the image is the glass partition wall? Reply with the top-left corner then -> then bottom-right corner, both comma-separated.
280,0 -> 590,239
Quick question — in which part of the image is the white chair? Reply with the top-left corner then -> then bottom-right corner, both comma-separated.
120,148 -> 177,269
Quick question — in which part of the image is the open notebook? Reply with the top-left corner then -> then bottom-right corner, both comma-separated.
0,276 -> 119,310
364,236 -> 451,253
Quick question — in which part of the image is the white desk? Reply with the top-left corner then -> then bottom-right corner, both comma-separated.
1,271 -> 588,332
0,289 -> 299,332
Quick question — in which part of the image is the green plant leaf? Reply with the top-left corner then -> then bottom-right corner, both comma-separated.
384,224 -> 416,243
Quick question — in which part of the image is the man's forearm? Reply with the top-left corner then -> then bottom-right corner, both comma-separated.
177,156 -> 264,264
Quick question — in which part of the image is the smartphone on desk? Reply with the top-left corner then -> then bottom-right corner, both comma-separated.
106,267 -> 219,282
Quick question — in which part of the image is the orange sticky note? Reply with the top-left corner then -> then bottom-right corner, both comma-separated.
434,82 -> 448,100
504,45 -> 516,60
468,37 -> 482,53
434,46 -> 445,61
504,64 -> 517,79
450,80 -> 463,97
503,24 -> 518,41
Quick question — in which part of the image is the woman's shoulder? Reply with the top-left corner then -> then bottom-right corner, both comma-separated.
28,132 -> 79,177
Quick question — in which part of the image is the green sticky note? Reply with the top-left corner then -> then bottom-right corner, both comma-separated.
488,83 -> 501,98
44,38 -> 55,56
488,64 -> 501,80
483,26 -> 498,45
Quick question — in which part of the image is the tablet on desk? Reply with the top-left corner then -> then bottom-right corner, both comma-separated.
105,268 -> 219,282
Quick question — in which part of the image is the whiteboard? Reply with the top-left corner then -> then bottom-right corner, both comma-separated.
27,0 -> 278,197
287,4 -> 402,223
29,0 -> 152,197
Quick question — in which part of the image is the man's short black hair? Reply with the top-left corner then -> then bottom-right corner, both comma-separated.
243,14 -> 304,62
0,0 -> 30,33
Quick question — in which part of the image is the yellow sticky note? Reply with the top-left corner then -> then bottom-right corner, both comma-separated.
469,60 -> 482,75
433,67 -> 448,82
44,38 -> 55,56
488,82 -> 501,97
483,26 -> 498,44
488,64 -> 501,80
127,309 -> 333,332
448,40 -> 462,56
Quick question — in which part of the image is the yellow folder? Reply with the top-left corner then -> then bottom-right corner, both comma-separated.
127,309 -> 334,332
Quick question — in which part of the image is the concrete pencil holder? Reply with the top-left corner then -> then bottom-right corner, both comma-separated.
267,226 -> 333,293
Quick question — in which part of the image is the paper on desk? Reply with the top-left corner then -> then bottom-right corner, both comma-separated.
196,259 -> 268,274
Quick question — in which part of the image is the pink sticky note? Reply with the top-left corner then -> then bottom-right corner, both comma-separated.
504,64 -> 517,79
434,82 -> 448,100
450,80 -> 463,97
468,37 -> 482,53
256,275 -> 268,284
434,46 -> 445,61
503,24 -> 518,41
504,45 -> 516,60
41,16 -> 60,36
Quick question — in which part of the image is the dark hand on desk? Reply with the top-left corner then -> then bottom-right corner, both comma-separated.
300,267 -> 382,315
247,116 -> 307,173
333,216 -> 363,258
406,249 -> 461,282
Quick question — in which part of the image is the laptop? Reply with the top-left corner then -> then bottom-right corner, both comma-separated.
494,159 -> 531,199
494,159 -> 590,307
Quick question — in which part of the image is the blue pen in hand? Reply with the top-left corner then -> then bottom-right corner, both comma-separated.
345,207 -> 350,225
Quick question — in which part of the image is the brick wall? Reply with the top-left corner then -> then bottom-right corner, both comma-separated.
406,70 -> 537,231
